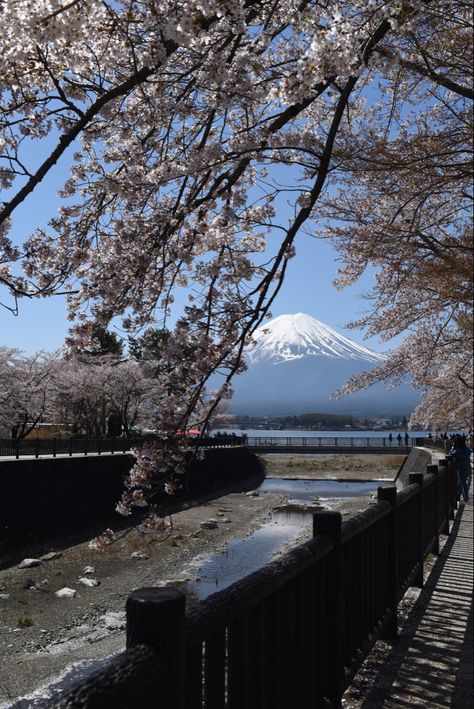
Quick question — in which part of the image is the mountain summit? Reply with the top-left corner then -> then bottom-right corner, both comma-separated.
225,313 -> 420,416
248,313 -> 384,364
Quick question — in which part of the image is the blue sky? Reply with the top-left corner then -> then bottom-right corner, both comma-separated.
1,136 -> 390,356
0,232 -> 387,355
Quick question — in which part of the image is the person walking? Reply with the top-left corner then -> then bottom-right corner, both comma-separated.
388,433 -> 393,446
449,435 -> 472,502
397,432 -> 402,446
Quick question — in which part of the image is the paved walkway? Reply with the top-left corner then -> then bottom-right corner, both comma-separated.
344,499 -> 473,708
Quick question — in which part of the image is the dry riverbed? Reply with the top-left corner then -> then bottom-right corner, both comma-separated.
0,454 -> 404,706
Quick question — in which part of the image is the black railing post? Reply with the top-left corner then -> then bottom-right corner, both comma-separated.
438,458 -> 450,532
451,454 -> 459,509
126,587 -> 186,709
69,438 -> 73,456
313,511 -> 343,708
377,486 -> 399,643
426,464 -> 440,555
35,438 -> 39,459
15,437 -> 20,459
447,455 -> 460,511
52,438 -> 57,458
84,438 -> 88,456
409,472 -> 424,588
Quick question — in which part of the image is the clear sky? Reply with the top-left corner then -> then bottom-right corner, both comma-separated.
0,138 -> 391,356
0,235 -> 388,355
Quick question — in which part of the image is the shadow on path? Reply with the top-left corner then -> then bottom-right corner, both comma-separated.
345,501 -> 473,708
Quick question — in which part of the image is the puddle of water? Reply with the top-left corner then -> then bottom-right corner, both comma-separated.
259,477 -> 378,499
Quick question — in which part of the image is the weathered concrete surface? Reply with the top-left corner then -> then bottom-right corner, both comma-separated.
395,446 -> 433,487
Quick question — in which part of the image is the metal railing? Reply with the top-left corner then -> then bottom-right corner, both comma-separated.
48,457 -> 459,709
246,435 -> 414,448
0,435 -> 243,459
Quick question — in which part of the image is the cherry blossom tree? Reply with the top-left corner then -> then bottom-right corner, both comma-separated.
0,1 -> 472,521
322,1 -> 473,429
52,355 -> 160,436
0,346 -> 59,438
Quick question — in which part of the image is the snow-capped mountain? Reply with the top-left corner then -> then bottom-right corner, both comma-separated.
226,313 -> 420,416
247,313 -> 384,365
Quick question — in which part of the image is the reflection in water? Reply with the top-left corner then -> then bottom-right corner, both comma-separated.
187,521 -> 306,600
187,477 -> 378,600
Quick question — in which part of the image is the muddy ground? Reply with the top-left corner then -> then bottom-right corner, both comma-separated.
0,454 -> 404,706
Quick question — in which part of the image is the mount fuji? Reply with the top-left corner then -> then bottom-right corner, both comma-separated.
227,313 -> 420,416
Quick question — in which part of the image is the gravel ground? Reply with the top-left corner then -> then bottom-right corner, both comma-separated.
0,453 -> 404,706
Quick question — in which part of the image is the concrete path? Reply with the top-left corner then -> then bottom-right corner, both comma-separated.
345,499 -> 473,708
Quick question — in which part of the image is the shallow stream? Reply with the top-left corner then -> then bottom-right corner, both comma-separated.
187,477 -> 378,600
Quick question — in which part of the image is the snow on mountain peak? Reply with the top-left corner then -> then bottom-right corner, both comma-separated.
247,313 -> 384,364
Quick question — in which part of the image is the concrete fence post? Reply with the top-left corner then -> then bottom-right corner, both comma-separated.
426,464 -> 440,555
437,457 -> 451,531
378,485 -> 399,642
126,587 -> 186,709
313,511 -> 343,708
409,472 -> 424,588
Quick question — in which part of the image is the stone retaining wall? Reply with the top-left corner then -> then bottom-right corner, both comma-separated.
0,447 -> 263,560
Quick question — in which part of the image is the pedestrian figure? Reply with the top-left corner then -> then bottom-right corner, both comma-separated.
388,433 -> 393,445
404,432 -> 409,446
397,433 -> 402,446
449,435 -> 472,502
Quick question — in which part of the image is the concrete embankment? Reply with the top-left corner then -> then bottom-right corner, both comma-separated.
0,447 -> 263,563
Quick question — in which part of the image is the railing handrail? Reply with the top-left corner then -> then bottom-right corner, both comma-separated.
0,435 -> 243,458
47,457 -> 459,709
246,435 -> 414,448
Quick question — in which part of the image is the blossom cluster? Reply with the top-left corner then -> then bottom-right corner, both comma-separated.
0,0 -> 471,497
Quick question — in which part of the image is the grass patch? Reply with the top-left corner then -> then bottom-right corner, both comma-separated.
17,613 -> 34,628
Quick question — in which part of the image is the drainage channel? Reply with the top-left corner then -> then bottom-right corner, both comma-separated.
4,477 -> 380,708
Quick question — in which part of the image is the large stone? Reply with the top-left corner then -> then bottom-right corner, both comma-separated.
55,587 -> 77,598
130,551 -> 149,560
200,521 -> 218,530
40,551 -> 62,561
18,558 -> 42,569
78,577 -> 100,587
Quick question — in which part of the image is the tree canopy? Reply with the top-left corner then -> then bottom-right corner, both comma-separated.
1,0 -> 472,442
